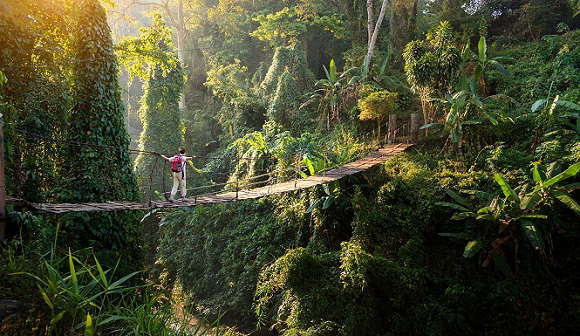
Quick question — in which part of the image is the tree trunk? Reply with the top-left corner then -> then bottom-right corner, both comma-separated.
366,0 -> 390,67
367,0 -> 374,48
177,0 -> 185,109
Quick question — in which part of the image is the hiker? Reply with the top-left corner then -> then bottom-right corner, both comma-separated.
160,147 -> 194,201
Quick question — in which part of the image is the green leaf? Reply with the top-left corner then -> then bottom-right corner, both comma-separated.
489,59 -> 509,77
378,49 -> 390,76
322,195 -> 335,210
520,213 -> 547,219
420,122 -> 443,129
108,271 -> 140,290
306,198 -> 325,214
492,56 -> 517,63
322,183 -> 330,195
554,99 -> 580,111
38,285 -> 53,309
450,130 -> 460,144
443,188 -> 472,208
461,189 -> 496,200
552,189 -> 580,215
51,311 -> 66,326
494,174 -> 518,202
85,313 -> 94,336
464,240 -> 484,258
462,39 -> 471,62
491,251 -> 513,278
520,194 -> 541,211
435,201 -> 471,212
520,219 -> 545,250
531,99 -> 546,113
478,36 -> 487,63
534,162 -> 580,192
474,64 -> 482,80
457,75 -> 468,91
94,254 -> 108,288
532,163 -> 542,183
477,206 -> 495,214
329,59 -> 336,82
69,248 -> 79,296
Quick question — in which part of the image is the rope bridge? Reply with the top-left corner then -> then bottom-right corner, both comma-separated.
10,116 -> 416,214
28,143 -> 412,213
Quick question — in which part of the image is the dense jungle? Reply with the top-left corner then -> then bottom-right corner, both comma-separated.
2,0 -> 580,335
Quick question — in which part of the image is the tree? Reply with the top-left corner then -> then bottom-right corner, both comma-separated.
403,21 -> 462,125
358,90 -> 398,140
365,0 -> 390,68
117,14 -> 185,200
251,7 -> 307,48
0,0 -> 71,200
110,0 -> 190,107
302,59 -> 356,131
59,0 -> 142,259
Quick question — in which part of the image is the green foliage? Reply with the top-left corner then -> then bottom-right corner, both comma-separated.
259,43 -> 314,100
158,196 -> 306,321
12,243 -> 140,334
403,21 -> 462,124
116,12 -> 181,84
269,70 -> 304,133
116,13 -> 186,200
438,161 -> 580,278
302,59 -> 357,131
56,0 -> 142,265
464,36 -> 516,95
251,7 -> 307,47
358,90 -> 398,139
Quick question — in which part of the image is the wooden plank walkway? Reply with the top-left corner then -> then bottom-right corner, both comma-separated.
29,143 -> 412,214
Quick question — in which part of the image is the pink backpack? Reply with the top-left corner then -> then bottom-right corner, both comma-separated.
171,156 -> 182,173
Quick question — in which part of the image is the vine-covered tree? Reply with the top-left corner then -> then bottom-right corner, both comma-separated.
59,0 -> 142,259
117,13 -> 185,200
269,70 -> 302,133
259,43 -> 314,101
0,0 -> 70,201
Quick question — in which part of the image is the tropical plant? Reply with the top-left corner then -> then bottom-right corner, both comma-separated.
302,59 -> 357,131
438,161 -> 580,278
533,95 -> 580,135
305,180 -> 341,214
464,36 -> 516,95
250,7 -> 307,47
421,75 -> 501,152
57,0 -> 142,262
13,246 -> 141,334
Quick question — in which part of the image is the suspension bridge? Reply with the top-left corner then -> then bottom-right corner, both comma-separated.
26,143 -> 412,213
1,112 -> 420,223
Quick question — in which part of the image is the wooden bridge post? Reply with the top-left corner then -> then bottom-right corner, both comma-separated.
0,113 -> 5,241
411,113 -> 419,144
388,114 -> 397,144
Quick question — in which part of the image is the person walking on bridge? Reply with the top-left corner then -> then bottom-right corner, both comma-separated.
160,147 -> 194,201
